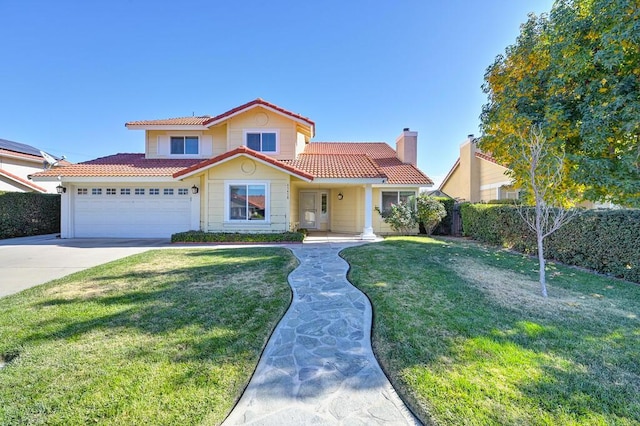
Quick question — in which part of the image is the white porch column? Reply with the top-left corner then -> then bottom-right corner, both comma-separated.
361,184 -> 377,240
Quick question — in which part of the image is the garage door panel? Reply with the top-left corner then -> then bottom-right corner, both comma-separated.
74,189 -> 191,238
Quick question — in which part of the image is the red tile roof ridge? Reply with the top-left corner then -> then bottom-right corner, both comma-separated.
202,99 -> 314,128
173,146 -> 314,181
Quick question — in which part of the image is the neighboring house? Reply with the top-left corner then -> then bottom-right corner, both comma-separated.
439,135 -> 517,203
424,189 -> 452,198
0,138 -> 68,194
31,99 -> 433,238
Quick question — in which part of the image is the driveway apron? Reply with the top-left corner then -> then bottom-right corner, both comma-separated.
223,243 -> 419,425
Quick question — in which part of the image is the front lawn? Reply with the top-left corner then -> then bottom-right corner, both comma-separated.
0,248 -> 296,425
342,237 -> 640,425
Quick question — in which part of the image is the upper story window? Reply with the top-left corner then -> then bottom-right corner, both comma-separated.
170,136 -> 199,155
246,131 -> 277,153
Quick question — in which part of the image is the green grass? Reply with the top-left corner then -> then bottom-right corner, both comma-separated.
0,248 -> 296,425
342,236 -> 640,425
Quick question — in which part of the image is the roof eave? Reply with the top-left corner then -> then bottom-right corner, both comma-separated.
125,124 -> 208,130
174,151 -> 313,182
312,178 -> 387,184
204,103 -> 315,131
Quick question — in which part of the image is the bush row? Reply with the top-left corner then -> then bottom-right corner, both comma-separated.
460,204 -> 640,283
171,231 -> 305,243
0,192 -> 60,239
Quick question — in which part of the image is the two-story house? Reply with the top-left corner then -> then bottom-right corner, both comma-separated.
31,99 -> 433,238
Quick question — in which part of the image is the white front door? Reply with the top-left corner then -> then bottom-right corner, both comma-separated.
299,192 -> 317,229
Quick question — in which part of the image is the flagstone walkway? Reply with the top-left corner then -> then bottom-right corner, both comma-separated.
223,242 -> 419,425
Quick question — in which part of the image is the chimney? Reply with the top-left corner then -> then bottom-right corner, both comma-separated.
396,128 -> 418,166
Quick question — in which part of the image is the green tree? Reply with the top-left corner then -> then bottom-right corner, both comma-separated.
481,0 -> 640,207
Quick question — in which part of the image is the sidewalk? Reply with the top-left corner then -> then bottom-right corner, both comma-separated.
223,242 -> 419,425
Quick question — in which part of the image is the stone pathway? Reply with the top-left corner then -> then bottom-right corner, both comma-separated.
223,243 -> 419,425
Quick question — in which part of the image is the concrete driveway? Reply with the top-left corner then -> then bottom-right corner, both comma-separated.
0,234 -> 170,298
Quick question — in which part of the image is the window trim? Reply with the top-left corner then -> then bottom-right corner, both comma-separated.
243,129 -> 279,153
380,190 -> 417,213
224,181 -> 270,223
169,135 -> 200,156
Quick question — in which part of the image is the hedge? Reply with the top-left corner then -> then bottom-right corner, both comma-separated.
171,231 -> 305,243
460,204 -> 640,283
0,192 -> 60,239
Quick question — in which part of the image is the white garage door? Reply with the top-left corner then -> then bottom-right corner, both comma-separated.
74,186 -> 192,238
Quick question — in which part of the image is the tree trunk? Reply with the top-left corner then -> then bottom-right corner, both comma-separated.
534,199 -> 548,298
537,232 -> 548,298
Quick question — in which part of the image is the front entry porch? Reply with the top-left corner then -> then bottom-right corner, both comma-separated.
295,185 -> 377,240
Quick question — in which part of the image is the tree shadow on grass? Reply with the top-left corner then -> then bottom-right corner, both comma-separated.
342,237 -> 640,425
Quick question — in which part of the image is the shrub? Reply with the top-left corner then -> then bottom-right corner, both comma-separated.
171,231 -> 305,243
430,197 -> 455,235
416,195 -> 447,235
375,202 -> 417,234
377,195 -> 447,235
460,204 -> 640,283
0,192 -> 60,239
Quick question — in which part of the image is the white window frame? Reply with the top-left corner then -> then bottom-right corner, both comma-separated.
224,181 -> 270,223
169,135 -> 200,155
243,129 -> 279,154
380,190 -> 417,213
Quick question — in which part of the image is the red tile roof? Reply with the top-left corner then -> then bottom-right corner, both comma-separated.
31,154 -> 203,178
296,143 -> 433,185
284,154 -> 386,179
125,116 -> 213,126
475,151 -> 499,164
203,98 -> 315,128
126,99 -> 315,131
30,143 -> 432,185
0,169 -> 47,192
173,146 -> 314,180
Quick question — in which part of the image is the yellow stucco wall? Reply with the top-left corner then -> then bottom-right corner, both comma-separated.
146,127 -> 226,159
441,140 -> 512,203
440,162 -> 465,201
203,156 -> 292,232
226,107 -> 299,161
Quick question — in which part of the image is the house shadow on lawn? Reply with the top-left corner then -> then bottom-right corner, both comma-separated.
11,248 -> 296,364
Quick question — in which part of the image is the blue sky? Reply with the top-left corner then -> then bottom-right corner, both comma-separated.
0,0 -> 554,187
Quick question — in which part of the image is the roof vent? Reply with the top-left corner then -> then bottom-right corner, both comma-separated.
467,134 -> 474,139
403,127 -> 410,132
